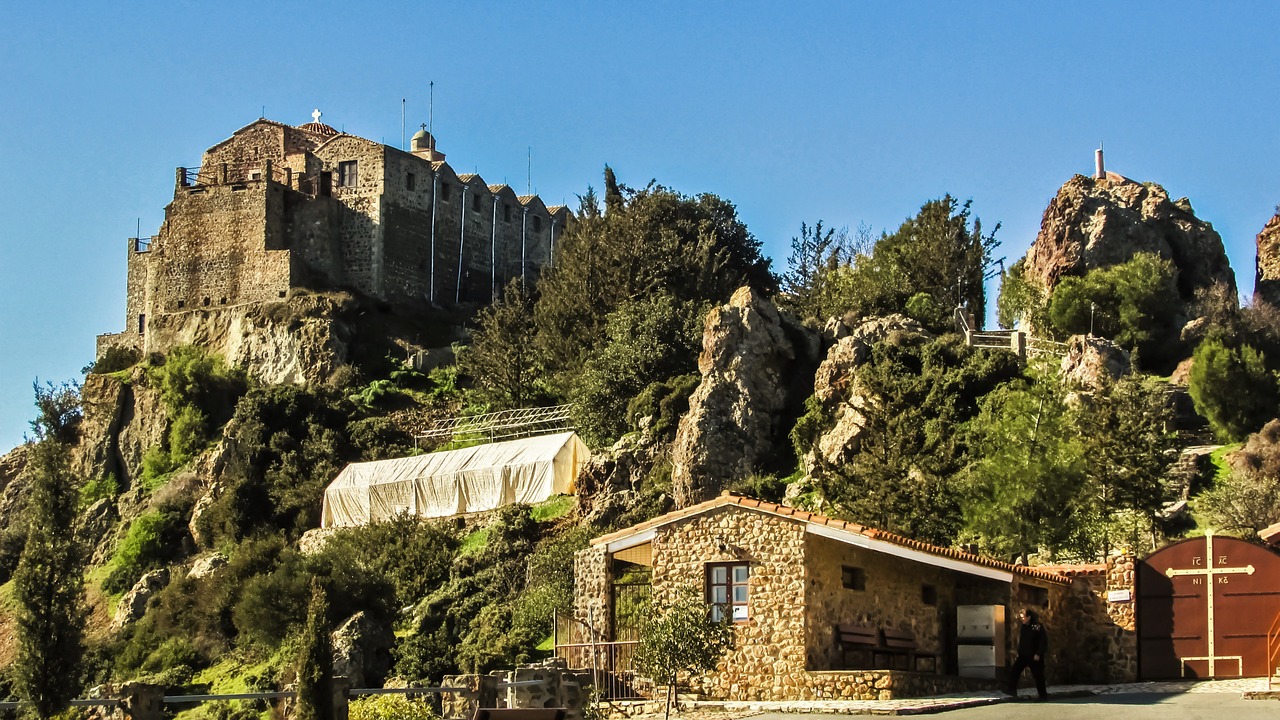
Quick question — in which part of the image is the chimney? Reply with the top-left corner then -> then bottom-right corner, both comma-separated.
1095,145 -> 1105,180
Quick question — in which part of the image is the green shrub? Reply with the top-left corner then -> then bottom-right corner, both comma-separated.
626,373 -> 699,439
1189,336 -> 1280,441
89,346 -> 142,375
141,637 -> 201,674
350,694 -> 439,720
104,510 -> 185,594
79,473 -> 120,509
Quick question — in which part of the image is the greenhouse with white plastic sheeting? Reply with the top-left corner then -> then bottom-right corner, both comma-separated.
321,431 -> 590,527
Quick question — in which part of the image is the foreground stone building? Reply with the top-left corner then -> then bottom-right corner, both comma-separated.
98,112 -> 568,358
570,493 -> 1141,701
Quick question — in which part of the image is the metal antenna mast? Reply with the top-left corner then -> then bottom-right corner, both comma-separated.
429,81 -> 434,135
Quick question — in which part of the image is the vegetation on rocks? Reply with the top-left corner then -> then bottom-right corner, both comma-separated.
1,166 -> 1276,702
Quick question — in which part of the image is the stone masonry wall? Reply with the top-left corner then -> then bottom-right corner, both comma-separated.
149,181 -> 292,315
803,535 -> 960,673
650,508 -> 809,700
315,135 -> 387,297
572,544 -> 611,642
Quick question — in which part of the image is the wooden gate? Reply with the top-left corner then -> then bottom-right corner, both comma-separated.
1138,534 -> 1280,679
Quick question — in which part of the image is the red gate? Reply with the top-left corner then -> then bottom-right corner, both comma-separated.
1138,534 -> 1280,679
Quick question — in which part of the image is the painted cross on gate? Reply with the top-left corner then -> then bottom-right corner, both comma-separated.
1163,531 -> 1257,676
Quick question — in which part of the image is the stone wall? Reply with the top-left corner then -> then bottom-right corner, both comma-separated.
804,534 -> 962,673
148,181 -> 292,314
649,508 -> 808,701
572,544 -> 612,641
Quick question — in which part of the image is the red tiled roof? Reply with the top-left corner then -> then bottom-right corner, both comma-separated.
592,492 -> 1072,585
1262,521 -> 1280,546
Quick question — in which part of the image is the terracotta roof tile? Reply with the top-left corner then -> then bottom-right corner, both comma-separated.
591,492 -> 1072,585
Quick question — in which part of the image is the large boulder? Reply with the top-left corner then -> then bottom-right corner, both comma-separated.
671,288 -> 820,507
1256,211 -> 1280,308
805,315 -> 931,472
1024,174 -> 1236,303
1060,335 -> 1131,391
331,611 -> 395,688
575,432 -> 671,527
112,569 -> 170,629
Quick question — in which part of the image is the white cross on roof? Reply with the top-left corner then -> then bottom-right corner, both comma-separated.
312,108 -> 322,123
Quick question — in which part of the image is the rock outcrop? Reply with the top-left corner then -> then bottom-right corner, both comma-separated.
112,569 -> 170,629
74,370 -> 170,489
575,432 -> 671,527
187,552 -> 228,580
145,293 -> 355,387
1256,211 -> 1280,308
805,315 -> 931,473
671,288 -> 820,507
1060,335 -> 1130,391
1025,174 -> 1236,302
331,611 -> 395,688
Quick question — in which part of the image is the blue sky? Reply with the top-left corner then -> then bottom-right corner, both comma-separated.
2,2 -> 1277,453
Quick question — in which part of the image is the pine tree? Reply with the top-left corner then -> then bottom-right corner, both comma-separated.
295,579 -> 334,720
12,382 -> 86,719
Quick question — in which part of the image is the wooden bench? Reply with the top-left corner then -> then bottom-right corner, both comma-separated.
473,710 -> 567,720
878,628 -> 937,673
835,624 -> 880,669
835,624 -> 937,673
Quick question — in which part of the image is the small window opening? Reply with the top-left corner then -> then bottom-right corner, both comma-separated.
278,290 -> 287,298
922,584 -> 938,606
176,300 -> 185,309
441,182 -> 451,201
203,297 -> 211,307
138,314 -> 146,334
406,172 -> 416,191
472,193 -> 481,212
707,562 -> 750,623
842,566 -> 866,591
503,204 -> 511,222
220,297 -> 227,305
338,160 -> 358,187
533,215 -> 543,233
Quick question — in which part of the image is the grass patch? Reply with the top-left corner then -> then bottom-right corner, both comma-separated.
531,495 -> 574,522
535,635 -> 554,652
1208,443 -> 1240,485
457,527 -> 491,557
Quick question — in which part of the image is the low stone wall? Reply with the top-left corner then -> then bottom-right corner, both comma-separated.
443,659 -> 592,720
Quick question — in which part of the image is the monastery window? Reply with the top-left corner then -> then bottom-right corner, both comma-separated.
921,584 -> 937,606
406,172 -> 416,191
533,216 -> 543,233
138,314 -> 146,335
441,182 -> 451,201
176,300 -> 185,309
504,204 -> 511,222
472,193 -> 482,212
841,566 -> 866,591
338,160 -> 358,188
707,562 -> 749,622
203,297 -> 211,307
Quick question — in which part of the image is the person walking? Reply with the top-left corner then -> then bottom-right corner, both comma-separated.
1005,608 -> 1048,700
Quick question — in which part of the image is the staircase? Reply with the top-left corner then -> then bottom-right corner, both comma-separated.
954,307 -> 1067,359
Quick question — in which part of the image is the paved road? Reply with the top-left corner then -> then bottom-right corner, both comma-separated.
750,692 -> 1279,720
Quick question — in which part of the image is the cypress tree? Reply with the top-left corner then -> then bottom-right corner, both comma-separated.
12,382 -> 86,718
295,579 -> 333,720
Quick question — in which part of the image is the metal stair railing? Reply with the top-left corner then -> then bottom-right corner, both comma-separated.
1268,608 -> 1280,690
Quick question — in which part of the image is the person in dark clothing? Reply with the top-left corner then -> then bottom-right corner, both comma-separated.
1005,608 -> 1048,700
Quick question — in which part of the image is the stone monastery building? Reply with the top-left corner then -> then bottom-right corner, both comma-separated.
100,112 -> 568,356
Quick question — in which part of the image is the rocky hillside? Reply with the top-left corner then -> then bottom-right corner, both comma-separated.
1024,173 -> 1236,302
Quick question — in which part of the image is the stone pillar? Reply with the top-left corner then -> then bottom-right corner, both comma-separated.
331,676 -> 351,720
119,683 -> 164,720
1011,331 -> 1027,358
1104,550 -> 1138,681
177,167 -> 188,188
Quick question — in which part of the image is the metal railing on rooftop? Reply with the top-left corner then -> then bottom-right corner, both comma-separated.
415,404 -> 574,447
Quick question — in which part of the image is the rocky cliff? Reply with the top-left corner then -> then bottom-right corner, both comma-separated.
1025,174 -> 1236,301
671,287 -> 820,507
1255,210 -> 1280,308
